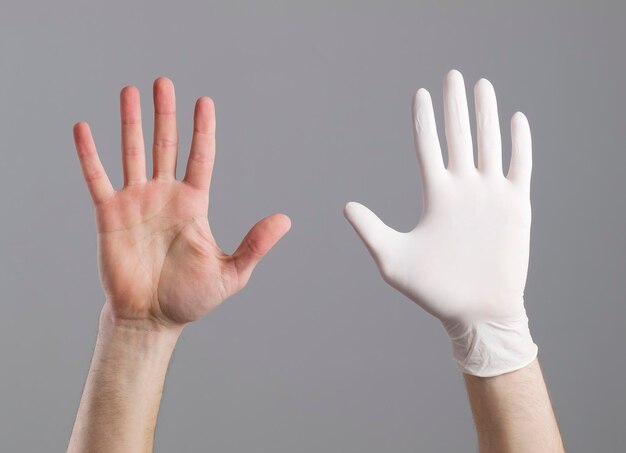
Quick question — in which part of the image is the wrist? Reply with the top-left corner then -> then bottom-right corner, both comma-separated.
69,305 -> 181,452
443,312 -> 538,377
99,302 -> 184,342
94,304 -> 182,378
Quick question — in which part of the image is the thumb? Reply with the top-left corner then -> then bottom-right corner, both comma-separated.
344,202 -> 398,266
232,213 -> 291,287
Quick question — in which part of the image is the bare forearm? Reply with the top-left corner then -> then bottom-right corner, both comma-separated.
68,305 -> 182,453
464,358 -> 564,453
68,78 -> 289,451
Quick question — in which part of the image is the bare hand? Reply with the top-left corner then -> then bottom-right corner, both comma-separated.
73,77 -> 291,328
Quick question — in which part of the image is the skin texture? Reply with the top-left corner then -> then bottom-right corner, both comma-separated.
465,359 -> 565,453
67,77 -> 291,453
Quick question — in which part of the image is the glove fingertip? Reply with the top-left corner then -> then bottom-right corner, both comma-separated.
343,201 -> 363,221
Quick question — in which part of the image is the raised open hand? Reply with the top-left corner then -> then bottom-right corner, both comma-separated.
344,70 -> 537,376
73,78 -> 291,328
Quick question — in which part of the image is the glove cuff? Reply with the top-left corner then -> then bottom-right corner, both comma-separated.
443,313 -> 538,377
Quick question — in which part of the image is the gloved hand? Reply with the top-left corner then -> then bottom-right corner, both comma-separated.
344,70 -> 537,377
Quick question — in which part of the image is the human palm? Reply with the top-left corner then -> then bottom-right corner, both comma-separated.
74,78 -> 290,327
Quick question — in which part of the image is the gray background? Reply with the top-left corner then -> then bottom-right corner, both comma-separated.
1,1 -> 624,451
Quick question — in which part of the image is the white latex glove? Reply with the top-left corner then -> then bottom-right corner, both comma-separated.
345,70 -> 538,377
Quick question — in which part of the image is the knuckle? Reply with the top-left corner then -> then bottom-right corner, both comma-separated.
244,236 -> 264,258
153,137 -> 178,149
84,169 -> 105,183
123,145 -> 144,157
188,151 -> 214,166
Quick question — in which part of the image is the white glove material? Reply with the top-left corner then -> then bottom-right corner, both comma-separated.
345,70 -> 538,377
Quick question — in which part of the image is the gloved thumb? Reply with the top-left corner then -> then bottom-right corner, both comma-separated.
344,202 -> 398,266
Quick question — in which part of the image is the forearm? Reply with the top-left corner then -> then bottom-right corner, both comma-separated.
464,358 -> 564,453
68,305 -> 182,453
